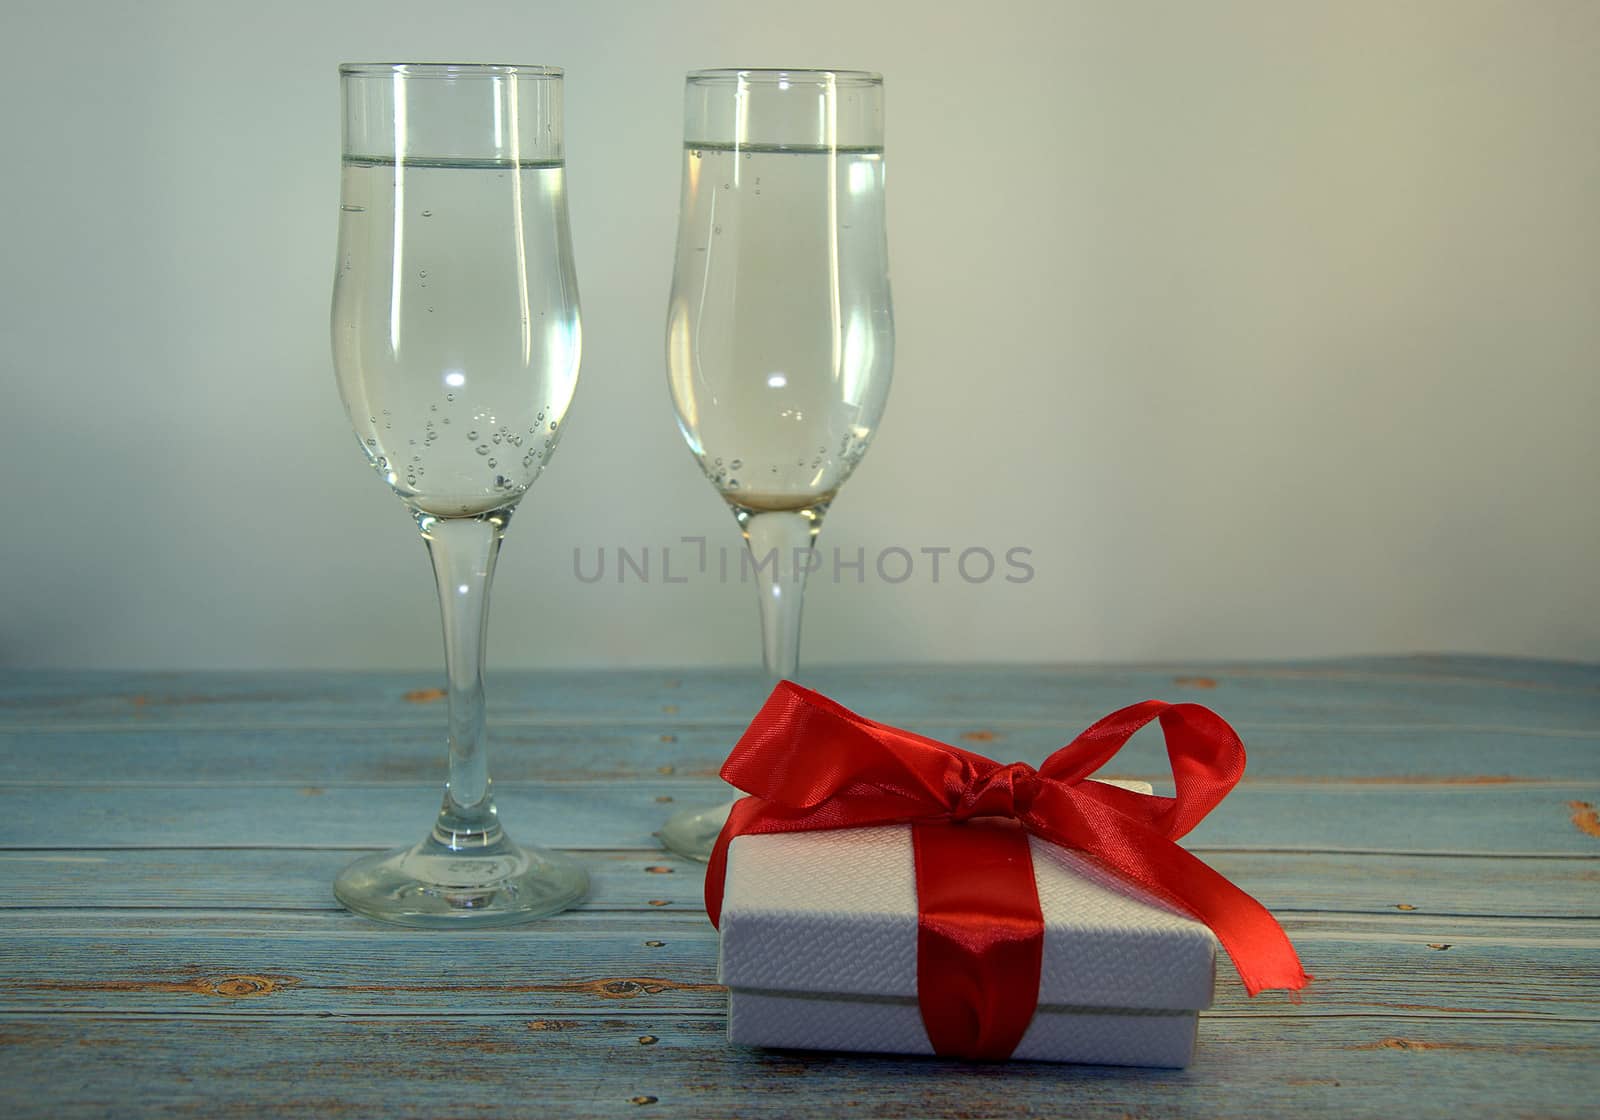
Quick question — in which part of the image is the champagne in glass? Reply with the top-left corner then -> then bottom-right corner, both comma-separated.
330,63 -> 586,925
660,69 -> 894,859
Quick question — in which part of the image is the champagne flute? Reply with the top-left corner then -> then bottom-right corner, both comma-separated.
660,69 -> 894,859
330,63 -> 587,925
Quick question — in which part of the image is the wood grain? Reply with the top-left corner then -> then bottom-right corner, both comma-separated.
4,723 -> 1595,784
1,658 -> 1593,731
0,916 -> 1594,1020
3,780 -> 1596,854
0,1015 -> 1595,1119
0,849 -> 1595,919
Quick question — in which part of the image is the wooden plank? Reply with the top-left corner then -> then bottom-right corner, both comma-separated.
1,659 -> 1594,732
5,908 -> 1591,946
1,781 -> 1595,854
0,916 -> 1593,1020
0,1014 -> 1594,1120
0,848 -> 1594,920
4,723 -> 1596,785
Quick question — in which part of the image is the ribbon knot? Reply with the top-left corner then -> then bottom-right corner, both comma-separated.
706,682 -> 1309,1061
953,760 -> 1041,821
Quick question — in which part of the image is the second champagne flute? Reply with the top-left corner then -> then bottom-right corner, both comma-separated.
661,69 -> 895,859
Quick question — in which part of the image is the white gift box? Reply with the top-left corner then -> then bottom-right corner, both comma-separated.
718,784 -> 1218,1067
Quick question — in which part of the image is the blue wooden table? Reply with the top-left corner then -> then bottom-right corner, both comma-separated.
0,657 -> 1596,1117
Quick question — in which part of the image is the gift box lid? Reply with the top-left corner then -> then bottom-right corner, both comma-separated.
719,784 -> 1217,1014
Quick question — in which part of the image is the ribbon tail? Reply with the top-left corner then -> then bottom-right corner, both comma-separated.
1071,831 -> 1310,995
705,796 -> 770,929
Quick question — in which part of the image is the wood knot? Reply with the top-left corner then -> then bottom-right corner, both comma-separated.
654,795 -> 674,804
580,976 -> 720,999
1367,1037 -> 1440,1051
647,899 -> 670,907
630,1096 -> 658,1106
1174,676 -> 1219,689
1568,801 -> 1600,838
404,688 -> 447,703
207,975 -> 283,998
637,1035 -> 658,1045
526,1020 -> 580,1032
643,940 -> 665,948
1395,903 -> 1418,911
644,866 -> 674,875
960,730 -> 998,742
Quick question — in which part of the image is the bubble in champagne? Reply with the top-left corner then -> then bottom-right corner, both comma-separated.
476,445 -> 489,455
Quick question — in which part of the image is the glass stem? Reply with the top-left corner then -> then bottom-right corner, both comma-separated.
738,508 -> 823,680
419,509 -> 511,849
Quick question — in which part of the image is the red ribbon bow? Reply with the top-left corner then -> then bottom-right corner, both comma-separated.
707,682 -> 1310,1060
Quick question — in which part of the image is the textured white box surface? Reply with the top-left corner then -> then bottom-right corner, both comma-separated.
719,782 -> 1217,1066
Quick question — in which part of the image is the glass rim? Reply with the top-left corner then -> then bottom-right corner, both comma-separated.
339,62 -> 563,79
687,67 -> 882,87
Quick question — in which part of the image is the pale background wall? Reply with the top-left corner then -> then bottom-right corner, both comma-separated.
2,0 -> 1595,670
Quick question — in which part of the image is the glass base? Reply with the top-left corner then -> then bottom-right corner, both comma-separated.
334,830 -> 588,928
658,798 -> 736,863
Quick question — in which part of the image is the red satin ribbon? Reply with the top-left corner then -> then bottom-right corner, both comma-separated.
706,682 -> 1310,1060
912,821 -> 1043,1058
